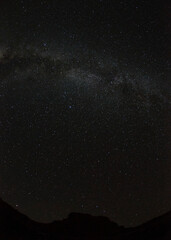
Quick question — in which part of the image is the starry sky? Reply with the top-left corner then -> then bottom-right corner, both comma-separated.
0,0 -> 170,227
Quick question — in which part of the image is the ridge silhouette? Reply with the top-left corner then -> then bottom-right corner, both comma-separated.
0,198 -> 170,239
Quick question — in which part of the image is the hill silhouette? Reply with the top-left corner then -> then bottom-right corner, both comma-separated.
0,198 -> 170,239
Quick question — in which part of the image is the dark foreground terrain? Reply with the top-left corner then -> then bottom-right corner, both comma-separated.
0,198 -> 170,239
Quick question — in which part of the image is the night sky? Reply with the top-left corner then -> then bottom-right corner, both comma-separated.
0,0 -> 170,227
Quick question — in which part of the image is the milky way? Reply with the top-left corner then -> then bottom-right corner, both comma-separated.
0,0 -> 170,227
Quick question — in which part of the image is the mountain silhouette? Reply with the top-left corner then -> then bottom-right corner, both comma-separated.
0,198 -> 170,239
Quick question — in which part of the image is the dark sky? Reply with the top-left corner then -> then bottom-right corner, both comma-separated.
0,0 -> 170,227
